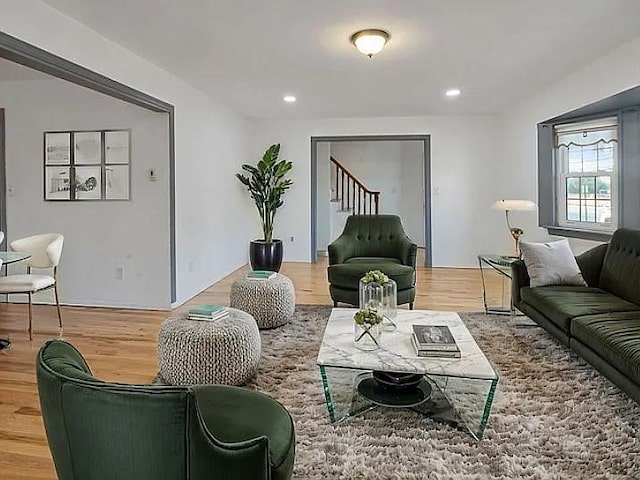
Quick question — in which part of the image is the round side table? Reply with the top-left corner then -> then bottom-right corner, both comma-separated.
230,273 -> 295,329
157,307 -> 261,386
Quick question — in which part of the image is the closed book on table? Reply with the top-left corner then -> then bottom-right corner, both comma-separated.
411,335 -> 461,358
246,270 -> 277,280
189,305 -> 228,317
189,311 -> 229,322
412,325 -> 459,351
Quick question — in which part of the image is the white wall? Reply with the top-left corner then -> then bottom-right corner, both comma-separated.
0,1 -> 253,306
250,115 -> 504,266
0,78 -> 170,308
501,35 -> 640,254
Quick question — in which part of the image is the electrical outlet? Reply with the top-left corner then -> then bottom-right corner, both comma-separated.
188,261 -> 194,273
289,235 -> 295,242
115,265 -> 125,280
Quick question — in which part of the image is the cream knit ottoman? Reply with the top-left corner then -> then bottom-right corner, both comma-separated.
230,273 -> 295,329
157,307 -> 260,386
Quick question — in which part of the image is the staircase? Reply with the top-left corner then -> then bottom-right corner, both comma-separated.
317,156 -> 380,257
330,156 -> 380,215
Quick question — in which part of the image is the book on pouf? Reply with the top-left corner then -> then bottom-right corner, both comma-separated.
188,305 -> 229,321
411,324 -> 461,358
246,270 -> 277,280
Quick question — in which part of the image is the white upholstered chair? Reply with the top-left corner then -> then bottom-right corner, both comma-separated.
0,233 -> 64,339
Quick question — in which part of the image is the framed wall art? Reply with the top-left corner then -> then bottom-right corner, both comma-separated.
45,132 -> 71,165
74,131 -> 101,164
44,129 -> 131,201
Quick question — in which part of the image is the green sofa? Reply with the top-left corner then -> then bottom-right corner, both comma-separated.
36,340 -> 295,480
327,214 -> 417,308
512,228 -> 640,403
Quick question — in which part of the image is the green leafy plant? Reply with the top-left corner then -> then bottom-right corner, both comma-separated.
361,270 -> 390,284
354,308 -> 382,346
236,144 -> 293,243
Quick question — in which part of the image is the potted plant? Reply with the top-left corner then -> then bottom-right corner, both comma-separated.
236,144 -> 293,272
359,270 -> 397,331
353,308 -> 383,351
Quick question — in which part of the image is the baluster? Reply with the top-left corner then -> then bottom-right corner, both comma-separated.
353,179 -> 356,212
346,173 -> 349,211
350,179 -> 354,212
347,177 -> 351,211
341,170 -> 345,210
334,163 -> 338,200
355,185 -> 358,214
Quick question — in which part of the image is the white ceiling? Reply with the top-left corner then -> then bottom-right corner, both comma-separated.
0,58 -> 53,82
43,0 -> 640,119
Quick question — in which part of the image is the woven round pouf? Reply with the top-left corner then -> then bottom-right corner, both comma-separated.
230,273 -> 296,329
157,308 -> 261,386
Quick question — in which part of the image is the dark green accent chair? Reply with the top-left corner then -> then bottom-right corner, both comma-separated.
36,340 -> 295,480
328,215 -> 417,308
512,228 -> 640,404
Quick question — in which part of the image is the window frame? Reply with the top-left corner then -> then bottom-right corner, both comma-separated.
553,117 -> 619,234
538,87 -> 640,242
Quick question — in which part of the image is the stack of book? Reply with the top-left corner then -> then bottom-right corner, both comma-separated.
246,270 -> 277,280
188,305 -> 229,322
411,324 -> 461,358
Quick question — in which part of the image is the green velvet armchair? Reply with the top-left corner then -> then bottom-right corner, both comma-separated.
327,214 -> 418,308
36,340 -> 295,480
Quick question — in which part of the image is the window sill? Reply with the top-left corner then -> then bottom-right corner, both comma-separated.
544,226 -> 613,242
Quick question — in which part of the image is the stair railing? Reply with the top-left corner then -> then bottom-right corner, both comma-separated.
330,156 -> 380,215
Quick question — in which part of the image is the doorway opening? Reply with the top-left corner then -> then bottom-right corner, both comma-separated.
311,135 -> 431,266
0,32 -> 176,303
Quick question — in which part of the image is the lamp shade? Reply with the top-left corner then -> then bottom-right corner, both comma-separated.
491,199 -> 537,212
350,29 -> 390,57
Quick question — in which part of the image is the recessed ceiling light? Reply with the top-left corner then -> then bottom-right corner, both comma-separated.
445,88 -> 461,97
283,95 -> 296,103
350,29 -> 390,57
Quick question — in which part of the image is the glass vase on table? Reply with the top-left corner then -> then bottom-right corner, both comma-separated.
381,278 -> 397,332
359,275 -> 397,332
353,309 -> 382,351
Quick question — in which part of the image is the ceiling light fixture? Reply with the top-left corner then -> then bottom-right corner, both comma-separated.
283,95 -> 296,103
445,88 -> 461,97
350,29 -> 390,57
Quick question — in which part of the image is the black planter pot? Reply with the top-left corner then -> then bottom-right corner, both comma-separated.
249,239 -> 283,272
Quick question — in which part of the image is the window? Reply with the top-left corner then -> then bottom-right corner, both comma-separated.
554,117 -> 618,232
538,86 -> 640,240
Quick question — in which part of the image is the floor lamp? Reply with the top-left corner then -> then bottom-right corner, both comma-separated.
492,199 -> 537,256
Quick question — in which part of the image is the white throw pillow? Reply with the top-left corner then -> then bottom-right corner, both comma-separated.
520,239 -> 587,288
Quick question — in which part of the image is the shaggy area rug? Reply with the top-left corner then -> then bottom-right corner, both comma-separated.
243,305 -> 640,479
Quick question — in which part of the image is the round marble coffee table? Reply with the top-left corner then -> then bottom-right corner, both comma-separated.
157,307 -> 261,386
230,273 -> 295,329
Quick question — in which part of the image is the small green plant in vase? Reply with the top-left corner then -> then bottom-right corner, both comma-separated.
353,308 -> 383,351
361,270 -> 389,285
359,270 -> 397,331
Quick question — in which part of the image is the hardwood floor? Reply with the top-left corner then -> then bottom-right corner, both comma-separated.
0,260 -> 491,479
